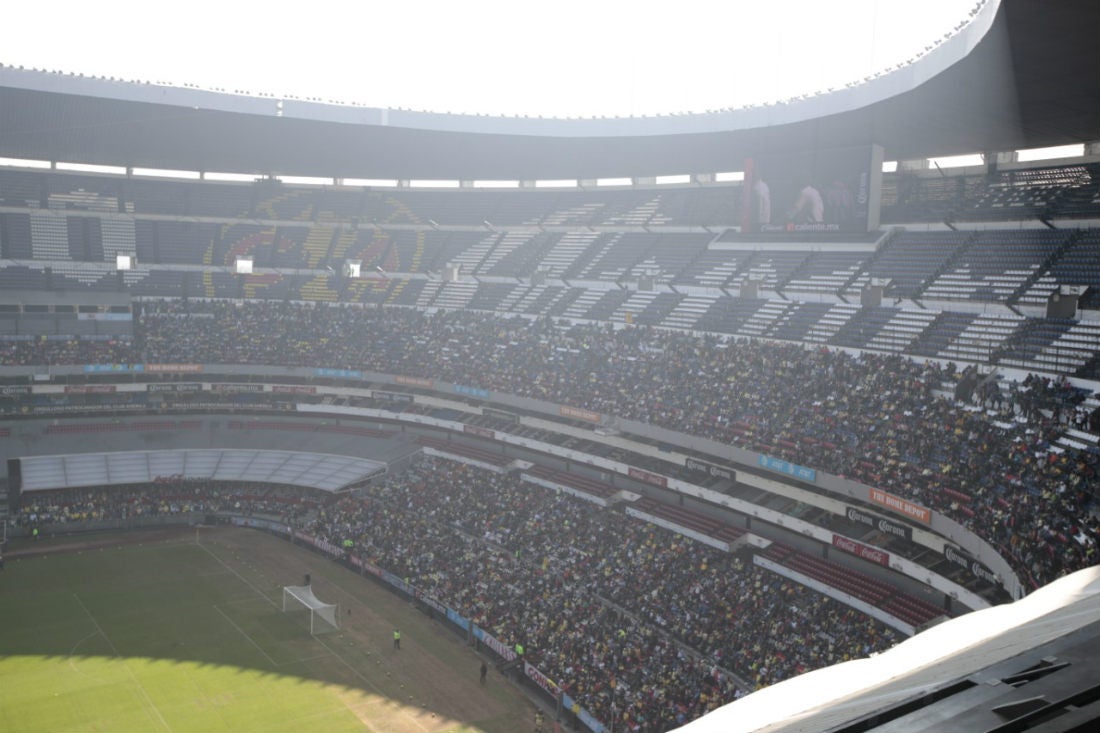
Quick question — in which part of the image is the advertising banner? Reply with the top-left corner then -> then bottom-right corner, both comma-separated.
64,385 -> 117,394
563,694 -> 607,733
372,390 -> 414,403
395,375 -> 433,388
472,627 -> 517,662
315,368 -> 362,379
145,363 -> 203,373
559,405 -> 601,424
454,384 -> 490,399
414,589 -> 447,616
83,363 -> 140,373
147,383 -> 202,393
869,488 -> 931,524
758,454 -> 816,482
685,457 -> 735,482
832,534 -> 890,567
845,506 -> 913,541
446,608 -> 470,632
212,383 -> 264,393
524,661 -> 562,698
272,385 -> 317,394
944,545 -> 999,584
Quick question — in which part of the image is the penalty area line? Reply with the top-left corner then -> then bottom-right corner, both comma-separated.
73,593 -> 174,733
313,634 -> 430,733
195,538 -> 277,609
213,604 -> 279,668
283,653 -> 334,666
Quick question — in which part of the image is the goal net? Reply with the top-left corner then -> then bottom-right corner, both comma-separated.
282,585 -> 339,635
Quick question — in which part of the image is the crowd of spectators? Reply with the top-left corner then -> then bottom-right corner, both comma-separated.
1,301 -> 1098,591
14,479 -> 318,528
13,458 -> 901,732
0,337 -> 130,367
127,301 -> 1099,587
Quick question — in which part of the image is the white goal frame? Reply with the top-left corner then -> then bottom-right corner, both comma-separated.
281,585 -> 339,635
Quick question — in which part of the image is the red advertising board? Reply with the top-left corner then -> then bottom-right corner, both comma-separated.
559,405 -> 601,424
869,488 -> 931,524
395,375 -> 434,388
832,535 -> 890,567
145,363 -> 204,373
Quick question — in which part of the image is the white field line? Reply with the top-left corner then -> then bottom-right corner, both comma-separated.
73,593 -> 174,733
286,653 -> 334,666
197,534 -> 428,733
66,630 -> 107,680
220,594 -> 270,606
212,604 -> 278,667
313,634 -> 429,733
195,540 -> 277,608
195,569 -> 234,578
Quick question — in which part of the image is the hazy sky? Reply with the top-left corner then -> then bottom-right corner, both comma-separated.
3,0 -> 974,117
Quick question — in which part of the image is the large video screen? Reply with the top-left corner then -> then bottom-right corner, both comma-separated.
742,145 -> 882,234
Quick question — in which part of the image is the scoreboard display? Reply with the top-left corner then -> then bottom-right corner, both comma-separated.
743,144 -> 883,234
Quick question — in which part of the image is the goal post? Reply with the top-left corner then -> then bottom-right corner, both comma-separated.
282,584 -> 339,635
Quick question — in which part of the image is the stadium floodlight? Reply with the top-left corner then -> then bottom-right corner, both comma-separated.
282,585 -> 339,635
234,256 -> 253,275
115,253 -> 136,271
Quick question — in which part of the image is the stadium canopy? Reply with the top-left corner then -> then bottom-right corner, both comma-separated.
0,0 -> 1097,181
676,565 -> 1100,733
18,449 -> 386,493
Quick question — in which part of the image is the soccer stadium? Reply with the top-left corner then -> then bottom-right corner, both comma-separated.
1,1 -> 1099,732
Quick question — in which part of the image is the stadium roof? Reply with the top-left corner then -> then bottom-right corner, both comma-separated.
19,450 -> 386,493
0,0 -> 1096,180
676,565 -> 1100,733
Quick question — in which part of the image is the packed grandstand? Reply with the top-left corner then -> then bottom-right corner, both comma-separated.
2,171 -> 1098,728
2,2 -> 1100,732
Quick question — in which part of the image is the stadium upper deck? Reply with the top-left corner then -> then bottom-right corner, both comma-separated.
1,161 -> 1098,379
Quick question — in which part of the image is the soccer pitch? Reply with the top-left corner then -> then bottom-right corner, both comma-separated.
0,527 -> 532,733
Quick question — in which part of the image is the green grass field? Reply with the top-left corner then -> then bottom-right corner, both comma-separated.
0,527 -> 533,733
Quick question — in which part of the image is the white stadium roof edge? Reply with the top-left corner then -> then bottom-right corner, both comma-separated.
18,449 -> 386,493
0,3 -> 998,139
674,565 -> 1100,733
4,1 -> 1095,183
